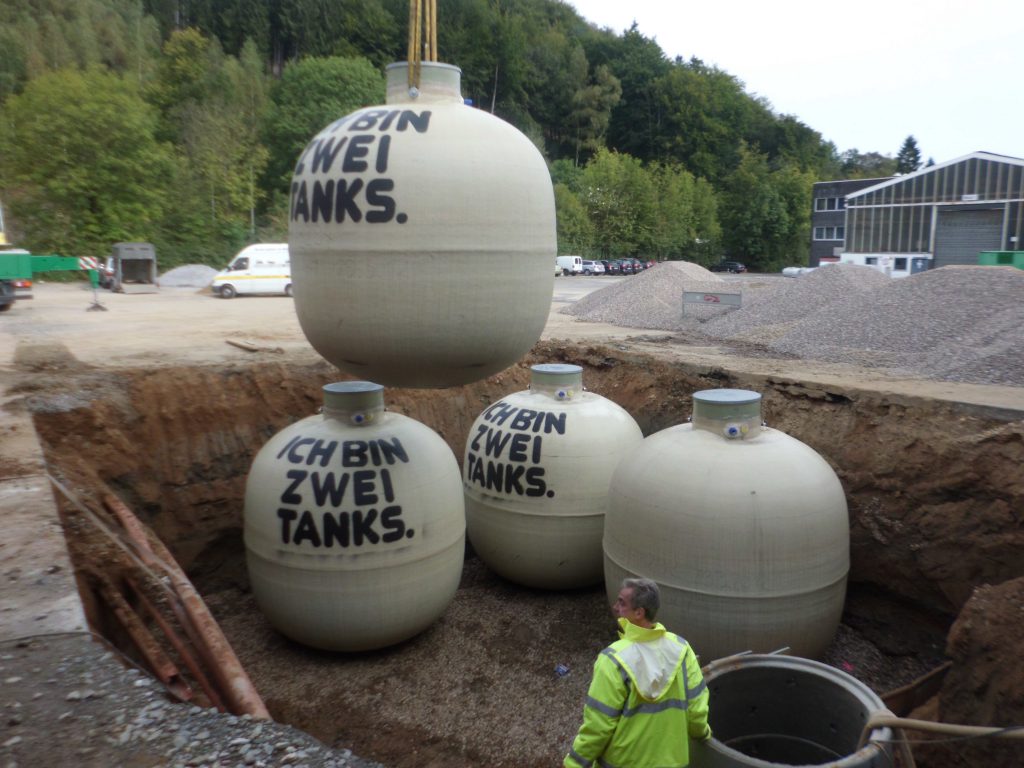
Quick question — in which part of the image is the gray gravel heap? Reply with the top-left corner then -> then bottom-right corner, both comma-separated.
562,261 -> 1023,386
767,266 -> 1024,385
159,265 -> 219,288
702,264 -> 890,345
562,262 -> 726,329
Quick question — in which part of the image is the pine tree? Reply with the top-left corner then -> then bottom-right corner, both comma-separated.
896,135 -> 922,174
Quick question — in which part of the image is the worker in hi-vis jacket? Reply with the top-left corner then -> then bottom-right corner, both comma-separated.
564,577 -> 712,768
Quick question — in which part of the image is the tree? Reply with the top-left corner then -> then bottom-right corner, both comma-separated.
569,64 -> 621,164
553,183 -> 593,255
261,56 -> 385,193
896,135 -> 922,174
578,149 -> 657,257
0,67 -> 173,255
840,149 -> 897,179
719,145 -> 813,271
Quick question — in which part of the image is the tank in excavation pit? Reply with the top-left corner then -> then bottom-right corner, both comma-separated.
464,364 -> 643,589
244,381 -> 465,652
288,61 -> 556,388
604,389 -> 849,661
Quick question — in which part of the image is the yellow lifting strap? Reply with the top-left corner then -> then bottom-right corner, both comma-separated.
407,0 -> 438,90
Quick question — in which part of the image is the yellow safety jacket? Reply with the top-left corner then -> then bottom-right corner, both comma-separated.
564,618 -> 711,768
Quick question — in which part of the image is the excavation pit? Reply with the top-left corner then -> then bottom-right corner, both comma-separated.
14,338 -> 1024,767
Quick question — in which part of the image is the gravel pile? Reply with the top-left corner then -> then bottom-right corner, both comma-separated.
702,265 -> 890,345
0,633 -> 383,768
562,262 -> 727,329
768,266 -> 1024,385
159,265 -> 219,288
562,260 -> 1023,386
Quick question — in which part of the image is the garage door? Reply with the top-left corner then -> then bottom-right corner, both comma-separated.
933,208 -> 1003,267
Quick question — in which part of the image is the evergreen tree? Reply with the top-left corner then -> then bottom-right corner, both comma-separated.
896,135 -> 922,174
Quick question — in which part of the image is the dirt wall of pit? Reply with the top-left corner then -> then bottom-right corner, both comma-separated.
17,339 -> 1024,622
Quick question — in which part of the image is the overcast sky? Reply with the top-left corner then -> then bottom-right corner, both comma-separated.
567,0 -> 1023,163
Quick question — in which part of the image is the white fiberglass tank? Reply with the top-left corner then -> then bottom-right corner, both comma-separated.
244,382 -> 465,651
288,61 -> 556,388
464,364 -> 643,589
604,389 -> 849,660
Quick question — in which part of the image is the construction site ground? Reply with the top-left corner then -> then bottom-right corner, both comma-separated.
1,276 -> 1023,768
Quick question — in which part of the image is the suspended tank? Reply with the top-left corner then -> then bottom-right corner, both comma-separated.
288,61 -> 556,388
464,364 -> 643,589
604,388 -> 849,660
244,382 -> 465,651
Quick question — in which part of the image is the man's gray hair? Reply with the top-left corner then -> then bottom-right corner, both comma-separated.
622,577 -> 660,621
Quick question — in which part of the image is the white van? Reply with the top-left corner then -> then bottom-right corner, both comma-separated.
556,255 -> 583,276
211,243 -> 291,298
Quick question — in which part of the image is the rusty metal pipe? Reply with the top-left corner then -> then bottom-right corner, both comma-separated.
127,577 -> 226,712
103,494 -> 270,720
92,571 -> 193,702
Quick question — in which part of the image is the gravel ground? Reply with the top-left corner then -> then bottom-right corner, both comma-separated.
563,262 -> 1024,386
0,633 -> 384,768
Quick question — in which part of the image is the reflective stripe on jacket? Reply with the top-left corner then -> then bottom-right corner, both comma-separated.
564,618 -> 711,768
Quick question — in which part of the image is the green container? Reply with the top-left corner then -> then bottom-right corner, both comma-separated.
978,250 -> 1024,269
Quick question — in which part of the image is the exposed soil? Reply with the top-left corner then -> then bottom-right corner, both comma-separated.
2,281 -> 1024,767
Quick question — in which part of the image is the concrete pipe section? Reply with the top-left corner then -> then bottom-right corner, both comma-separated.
691,654 -> 892,768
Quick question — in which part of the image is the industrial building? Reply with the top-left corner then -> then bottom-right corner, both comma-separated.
810,152 -> 1024,277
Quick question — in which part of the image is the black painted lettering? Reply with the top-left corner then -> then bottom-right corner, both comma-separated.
470,424 -> 488,452
365,179 -> 396,223
311,180 -> 334,222
379,110 -> 401,131
342,441 -> 368,467
334,178 -> 364,222
286,437 -> 316,464
342,135 -> 374,173
378,437 -> 409,465
293,510 -> 322,547
483,402 -> 515,426
531,435 -> 542,464
306,439 -> 337,467
504,464 -> 526,494
292,181 -> 310,222
352,509 -> 379,546
281,470 -> 306,505
545,411 -> 567,435
525,467 -> 547,497
310,471 -> 349,507
277,508 -> 297,543
381,506 -> 405,542
375,134 -> 391,172
380,468 -> 395,503
397,110 -> 431,133
485,460 -> 503,491
276,434 -> 303,460
349,109 -> 387,131
470,452 -> 485,485
322,511 -> 350,547
352,470 -> 377,505
510,408 -> 537,432
311,136 -> 348,174
484,428 -> 512,458
508,433 -> 530,462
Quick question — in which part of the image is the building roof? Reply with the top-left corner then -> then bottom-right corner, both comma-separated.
846,151 -> 1024,200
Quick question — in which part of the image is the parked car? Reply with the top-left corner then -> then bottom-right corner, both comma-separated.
616,259 -> 634,275
644,259 -> 657,269
710,260 -> 747,273
556,255 -> 583,276
601,259 -> 621,275
628,258 -> 644,273
581,259 -> 605,276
